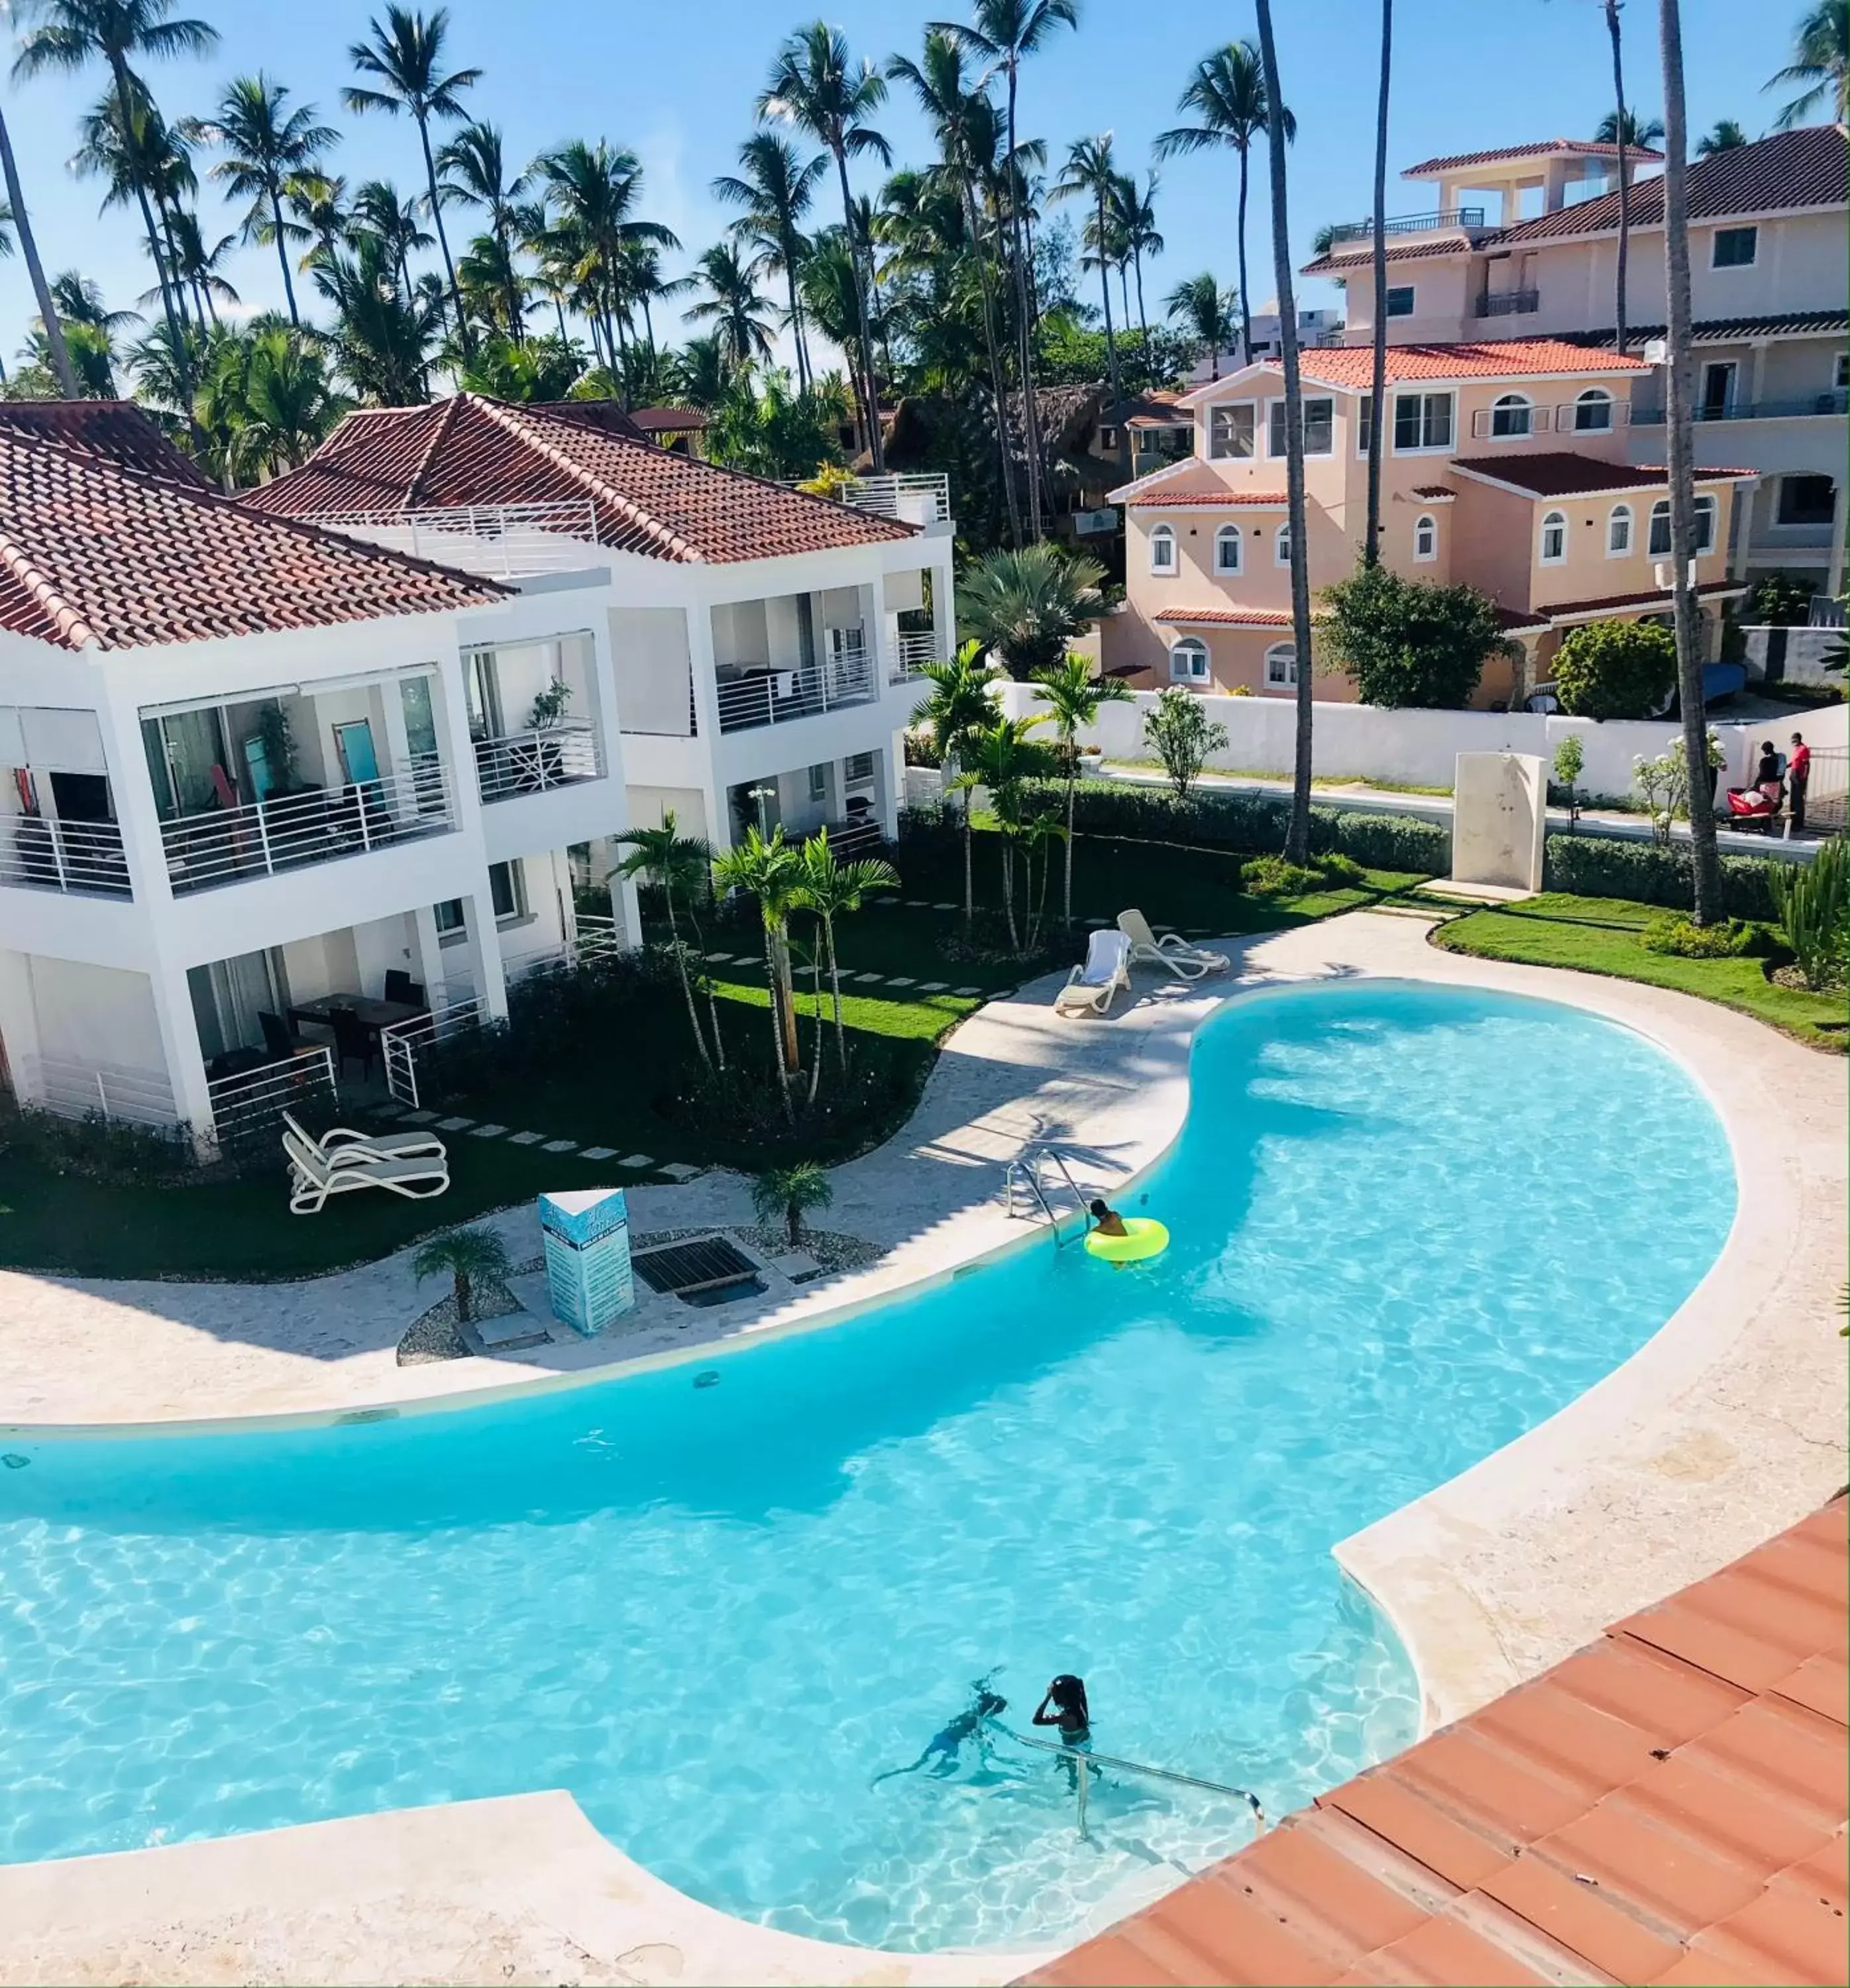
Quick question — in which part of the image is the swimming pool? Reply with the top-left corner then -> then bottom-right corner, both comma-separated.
0,981 -> 1735,1952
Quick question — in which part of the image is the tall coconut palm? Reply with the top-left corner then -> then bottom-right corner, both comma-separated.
437,119 -> 528,342
1598,3 -> 1638,358
1696,118 -> 1749,153
1031,651 -> 1131,928
912,641 -> 998,926
1594,105 -> 1665,146
13,0 -> 216,400
188,75 -> 334,327
287,170 -> 350,272
962,711 -> 1052,952
1657,0 -> 1721,922
931,0 -> 1077,541
232,324 -> 345,478
72,80 -> 196,335
1252,0 -> 1315,864
681,242 -> 775,374
0,105 -> 74,394
712,131 -> 826,389
313,229 -> 439,404
344,5 -> 480,356
1154,42 -> 1294,364
793,829 -> 899,1074
610,814 -> 720,1070
1052,135 -> 1126,415
1164,271 -> 1236,374
349,178 -> 432,298
1111,170 -> 1163,347
759,22 -> 891,471
1765,0 -> 1849,125
1364,0 -> 1391,565
711,825 -> 804,1113
156,207 -> 237,325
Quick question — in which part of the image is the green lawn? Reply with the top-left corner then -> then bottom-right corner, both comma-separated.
0,834 -> 1427,1280
1433,893 -> 1848,1052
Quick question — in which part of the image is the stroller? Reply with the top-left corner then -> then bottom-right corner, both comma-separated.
1725,751 -> 1785,834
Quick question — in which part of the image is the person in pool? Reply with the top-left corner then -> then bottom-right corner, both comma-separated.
1033,1674 -> 1091,1743
870,1678 -> 1008,1785
1088,1200 -> 1128,1238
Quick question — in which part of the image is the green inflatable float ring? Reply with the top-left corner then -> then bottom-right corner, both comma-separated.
1084,1217 -> 1170,1263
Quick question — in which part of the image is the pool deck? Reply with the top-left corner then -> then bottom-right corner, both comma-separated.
1,907 -> 1843,1987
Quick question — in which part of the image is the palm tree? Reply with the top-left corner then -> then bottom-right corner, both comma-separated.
1765,0 -> 1849,125
1252,0 -> 1315,865
956,541 -> 1107,681
71,82 -> 199,347
1111,170 -> 1163,349
411,1223 -> 511,1325
158,209 -> 237,325
1657,0 -> 1721,922
1364,0 -> 1391,566
682,243 -> 777,374
188,75 -> 334,327
1696,118 -> 1749,152
313,230 -> 439,404
1594,106 -> 1665,145
349,178 -> 431,297
793,829 -> 899,1073
13,0 -> 216,402
1155,42 -> 1294,364
0,108 -> 74,396
610,814 -> 720,1070
912,642 -> 998,926
1032,652 -> 1131,928
712,132 -> 826,390
711,825 -> 806,1106
345,5 -> 480,357
287,170 -> 351,271
932,0 -> 1078,542
1052,135 -> 1126,414
759,23 -> 892,472
751,1161 -> 833,1248
437,120 -> 528,343
1164,272 -> 1236,374
235,324 -> 344,477
1599,2 -> 1639,359
963,711 -> 1053,951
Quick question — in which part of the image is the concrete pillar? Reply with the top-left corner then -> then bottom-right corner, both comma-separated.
0,948 -> 46,1106
464,893 -> 510,1021
146,954 -> 215,1152
1828,478 -> 1848,602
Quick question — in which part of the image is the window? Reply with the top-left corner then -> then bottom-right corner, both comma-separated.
1490,392 -> 1533,438
1573,388 -> 1613,433
1275,522 -> 1292,566
1413,513 -> 1438,562
845,750 -> 875,781
1268,396 -> 1334,457
1393,390 -> 1453,451
1098,425 -> 1118,450
1214,524 -> 1242,573
1209,404 -> 1256,459
1539,510 -> 1568,564
1648,494 -> 1719,556
808,762 -> 830,803
1836,353 -> 1849,390
1148,523 -> 1177,573
1169,638 -> 1209,683
1264,641 -> 1298,688
1357,394 -> 1373,455
434,897 -> 465,935
488,859 -> 527,922
1607,504 -> 1633,556
1385,286 -> 1415,318
1778,474 -> 1837,525
1712,225 -> 1757,268
1700,361 -> 1737,419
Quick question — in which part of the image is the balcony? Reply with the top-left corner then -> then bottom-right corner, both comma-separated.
1630,390 -> 1849,426
715,641 -> 877,734
307,500 -> 604,579
1474,289 -> 1541,318
891,628 -> 946,684
160,763 -> 456,896
0,815 -> 130,897
472,723 -> 603,804
1326,206 -> 1486,245
840,472 -> 950,525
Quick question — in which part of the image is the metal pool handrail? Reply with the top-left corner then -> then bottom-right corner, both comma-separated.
993,1721 -> 1268,1840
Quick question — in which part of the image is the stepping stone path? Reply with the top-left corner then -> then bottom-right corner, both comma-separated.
436,1117 -> 474,1132
931,902 -> 956,911
1085,917 -> 1109,927
371,1102 -> 406,1119
953,986 -> 982,997
904,899 -> 927,907
619,1153 -> 653,1169
578,1146 -> 618,1162
541,1138 -> 577,1154
855,972 -> 885,984
468,1123 -> 508,1138
402,1109 -> 438,1125
920,981 -> 948,993
661,1162 -> 702,1182
507,1131 -> 544,1146
886,976 -> 915,988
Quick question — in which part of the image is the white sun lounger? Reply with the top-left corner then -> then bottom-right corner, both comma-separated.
1056,928 -> 1131,1017
1116,909 -> 1229,980
281,1111 -> 447,1162
283,1119 -> 450,1215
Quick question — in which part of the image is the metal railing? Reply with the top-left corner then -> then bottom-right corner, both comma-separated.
1327,205 -> 1485,244
0,815 -> 131,897
892,628 -> 944,681
1003,1145 -> 1091,1244
207,1046 -> 335,1151
20,1053 -> 178,1127
1630,390 -> 1849,425
1474,288 -> 1541,317
159,763 -> 456,895
381,991 -> 489,1111
500,912 -> 628,985
842,472 -> 951,524
304,500 -> 603,577
715,644 -> 877,734
472,723 -> 602,804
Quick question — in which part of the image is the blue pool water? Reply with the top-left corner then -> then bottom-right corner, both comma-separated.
0,983 -> 1734,1952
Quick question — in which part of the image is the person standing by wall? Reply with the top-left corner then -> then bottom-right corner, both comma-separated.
1788,732 -> 1811,833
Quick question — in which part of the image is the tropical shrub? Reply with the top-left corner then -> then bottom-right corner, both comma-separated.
1768,836 -> 1848,989
1318,565 -> 1509,709
1241,855 -> 1319,895
751,1160 -> 834,1248
955,545 -> 1107,681
1642,914 -> 1759,959
411,1225 -> 513,1325
0,1107 -> 196,1185
1142,688 -> 1228,801
1552,620 -> 1677,721
1745,572 -> 1816,627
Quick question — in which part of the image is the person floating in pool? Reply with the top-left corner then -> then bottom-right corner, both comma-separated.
1088,1199 -> 1128,1237
871,1676 -> 1008,1786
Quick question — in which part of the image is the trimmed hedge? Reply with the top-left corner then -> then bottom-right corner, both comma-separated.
1061,781 -> 1453,874
1542,832 -> 1781,920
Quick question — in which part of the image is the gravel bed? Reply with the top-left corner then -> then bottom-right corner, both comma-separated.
396,1255 -> 543,1365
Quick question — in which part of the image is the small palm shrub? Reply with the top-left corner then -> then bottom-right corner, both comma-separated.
411,1225 -> 514,1325
751,1160 -> 834,1248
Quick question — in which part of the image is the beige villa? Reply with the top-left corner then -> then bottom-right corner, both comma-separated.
1104,338 -> 1753,706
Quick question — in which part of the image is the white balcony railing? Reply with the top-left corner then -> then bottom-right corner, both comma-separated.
306,501 -> 603,577
1,815 -> 131,897
891,628 -> 944,683
500,911 -> 627,986
207,1046 -> 336,1150
381,987 -> 488,1112
715,643 -> 877,733
843,473 -> 951,525
472,723 -> 603,804
20,1052 -> 178,1128
160,763 -> 456,895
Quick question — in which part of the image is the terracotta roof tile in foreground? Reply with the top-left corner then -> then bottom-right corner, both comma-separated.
1020,1499 -> 1848,1988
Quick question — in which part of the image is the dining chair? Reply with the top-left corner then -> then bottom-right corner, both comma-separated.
329,1006 -> 378,1083
258,1011 -> 298,1062
383,971 -> 427,1009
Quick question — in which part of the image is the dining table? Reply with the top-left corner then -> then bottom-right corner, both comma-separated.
286,993 -> 426,1041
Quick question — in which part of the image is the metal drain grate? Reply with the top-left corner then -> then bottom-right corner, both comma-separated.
631,1233 -> 761,1298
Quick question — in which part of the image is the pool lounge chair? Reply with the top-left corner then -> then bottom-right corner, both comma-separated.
282,1117 -> 450,1215
1056,929 -> 1132,1017
1116,909 -> 1228,980
280,1111 -> 447,1163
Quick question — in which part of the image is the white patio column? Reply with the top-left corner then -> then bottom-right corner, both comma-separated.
146,954 -> 216,1154
0,950 -> 46,1106
463,891 -> 510,1022
1828,478 -> 1849,603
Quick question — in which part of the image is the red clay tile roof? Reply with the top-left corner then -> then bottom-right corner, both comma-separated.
1190,342 -> 1652,398
1450,452 -> 1757,498
1022,1498 -> 1849,1988
1566,308 -> 1850,349
624,404 -> 710,432
1131,490 -> 1289,508
1403,137 -> 1664,176
249,394 -> 918,565
1411,484 -> 1456,500
1539,578 -> 1748,621
1302,236 -> 1490,275
0,402 -> 506,653
1154,605 -> 1295,627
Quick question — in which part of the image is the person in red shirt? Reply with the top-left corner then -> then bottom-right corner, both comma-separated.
1788,732 -> 1812,832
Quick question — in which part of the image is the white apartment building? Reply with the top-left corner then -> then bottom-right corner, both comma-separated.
248,394 -> 955,862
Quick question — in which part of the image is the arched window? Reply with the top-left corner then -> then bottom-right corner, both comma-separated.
1413,512 -> 1438,561
1213,523 -> 1242,573
1648,494 -> 1717,559
1148,523 -> 1176,574
1539,509 -> 1568,563
1607,503 -> 1633,556
1264,641 -> 1298,688
1168,637 -> 1209,683
1274,522 -> 1292,567
1574,387 -> 1614,433
1491,392 -> 1534,438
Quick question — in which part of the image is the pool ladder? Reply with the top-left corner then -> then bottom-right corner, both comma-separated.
1002,1146 -> 1092,1245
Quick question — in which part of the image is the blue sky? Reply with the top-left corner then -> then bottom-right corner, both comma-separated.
0,0 -> 1814,368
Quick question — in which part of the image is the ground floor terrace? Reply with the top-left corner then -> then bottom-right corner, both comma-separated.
0,904 -> 1840,1985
